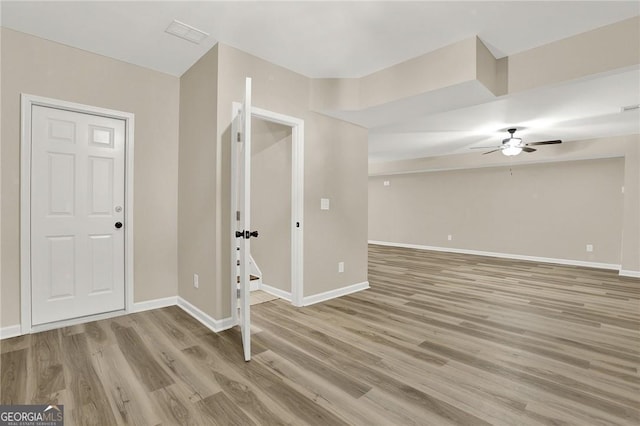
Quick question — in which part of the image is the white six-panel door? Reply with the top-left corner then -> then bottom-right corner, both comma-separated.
30,105 -> 126,325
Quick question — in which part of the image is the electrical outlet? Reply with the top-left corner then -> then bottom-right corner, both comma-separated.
383,180 -> 390,186
447,234 -> 453,241
193,273 -> 199,288
338,262 -> 344,273
586,244 -> 594,252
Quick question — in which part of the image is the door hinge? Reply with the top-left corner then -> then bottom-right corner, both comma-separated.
237,288 -> 241,298
237,132 -> 242,142
236,210 -> 241,221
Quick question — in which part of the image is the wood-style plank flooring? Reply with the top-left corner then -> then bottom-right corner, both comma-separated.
1,244 -> 639,425
250,290 -> 279,306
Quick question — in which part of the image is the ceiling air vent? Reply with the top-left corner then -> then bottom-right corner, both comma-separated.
620,104 -> 640,113
165,20 -> 209,44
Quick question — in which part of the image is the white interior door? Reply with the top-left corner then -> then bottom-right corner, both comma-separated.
30,105 -> 126,325
236,78 -> 252,361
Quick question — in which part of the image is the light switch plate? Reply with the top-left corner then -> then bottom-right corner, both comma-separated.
321,198 -> 330,210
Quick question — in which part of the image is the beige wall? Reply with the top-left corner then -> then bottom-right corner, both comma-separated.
475,38 -> 507,97
508,16 -> 640,94
311,36 -> 495,113
214,44 -> 369,318
303,113 -> 369,295
1,29 -> 180,328
311,18 -> 638,117
177,46 -> 219,315
360,37 -> 477,107
370,134 -> 640,272
175,43 -> 369,320
1,31 -> 370,329
370,158 -> 625,264
621,141 -> 640,272
251,119 -> 292,292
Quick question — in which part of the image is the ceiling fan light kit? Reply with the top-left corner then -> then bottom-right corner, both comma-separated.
502,144 -> 523,156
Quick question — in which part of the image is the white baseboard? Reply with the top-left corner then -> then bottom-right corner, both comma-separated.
0,325 -> 22,340
369,240 -> 622,271
132,296 -> 178,313
619,270 -> 640,278
302,281 -> 370,306
1,295 -> 236,340
260,283 -> 292,301
177,297 -> 236,333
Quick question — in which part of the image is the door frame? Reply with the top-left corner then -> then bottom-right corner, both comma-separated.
230,102 -> 304,321
20,94 -> 135,334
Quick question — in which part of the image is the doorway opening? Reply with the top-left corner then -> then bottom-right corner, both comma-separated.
250,118 -> 292,305
230,102 -> 304,327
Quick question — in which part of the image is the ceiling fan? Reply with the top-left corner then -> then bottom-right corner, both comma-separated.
472,128 -> 562,156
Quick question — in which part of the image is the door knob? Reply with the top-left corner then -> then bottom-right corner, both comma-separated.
235,230 -> 258,239
115,222 -> 123,229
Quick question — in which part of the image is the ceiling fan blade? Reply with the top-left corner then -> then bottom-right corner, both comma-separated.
470,146 -> 501,149
522,147 -> 537,153
482,149 -> 502,155
525,140 -> 562,146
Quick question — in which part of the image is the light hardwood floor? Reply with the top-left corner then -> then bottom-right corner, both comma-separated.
250,290 -> 279,306
1,244 -> 639,425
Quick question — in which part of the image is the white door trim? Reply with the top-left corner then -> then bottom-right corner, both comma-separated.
20,94 -> 135,334
230,103 -> 305,323
251,106 -> 305,308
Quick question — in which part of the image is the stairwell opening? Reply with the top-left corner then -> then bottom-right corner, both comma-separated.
250,117 -> 293,304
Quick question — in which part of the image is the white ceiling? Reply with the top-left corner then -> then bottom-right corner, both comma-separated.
2,1 -> 638,78
2,1 -> 639,162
